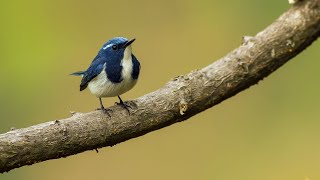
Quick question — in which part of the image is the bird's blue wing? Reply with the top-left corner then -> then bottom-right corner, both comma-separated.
131,54 -> 140,80
80,55 -> 106,91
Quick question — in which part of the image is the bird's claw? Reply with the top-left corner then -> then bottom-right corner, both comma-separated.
115,101 -> 132,115
96,107 -> 112,117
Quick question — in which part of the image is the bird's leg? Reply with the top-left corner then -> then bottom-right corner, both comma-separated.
96,98 -> 112,116
116,96 -> 131,114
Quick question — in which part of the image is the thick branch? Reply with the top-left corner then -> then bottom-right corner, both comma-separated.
1,0 -> 320,173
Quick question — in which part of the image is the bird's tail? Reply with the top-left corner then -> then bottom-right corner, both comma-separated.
70,71 -> 85,77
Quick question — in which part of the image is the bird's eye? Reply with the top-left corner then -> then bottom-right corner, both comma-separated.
112,45 -> 118,50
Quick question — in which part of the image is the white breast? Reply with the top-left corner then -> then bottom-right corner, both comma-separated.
87,45 -> 138,98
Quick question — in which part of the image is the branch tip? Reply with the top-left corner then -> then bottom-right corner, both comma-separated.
288,0 -> 300,5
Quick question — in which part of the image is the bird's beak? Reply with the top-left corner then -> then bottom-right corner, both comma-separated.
123,38 -> 135,48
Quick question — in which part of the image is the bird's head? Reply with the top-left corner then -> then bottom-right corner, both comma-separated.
99,37 -> 135,62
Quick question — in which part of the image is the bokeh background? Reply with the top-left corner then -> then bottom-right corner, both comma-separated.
1,0 -> 319,179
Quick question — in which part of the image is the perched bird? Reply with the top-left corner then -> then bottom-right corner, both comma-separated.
71,37 -> 140,115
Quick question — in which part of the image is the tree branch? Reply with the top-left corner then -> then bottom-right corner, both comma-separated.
1,0 -> 320,173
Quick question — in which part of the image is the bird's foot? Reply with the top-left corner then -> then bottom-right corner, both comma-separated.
115,101 -> 132,115
96,107 -> 112,117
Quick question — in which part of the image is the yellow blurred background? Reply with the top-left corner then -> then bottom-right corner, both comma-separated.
1,0 -> 320,179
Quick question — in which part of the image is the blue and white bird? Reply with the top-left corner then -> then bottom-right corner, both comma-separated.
71,37 -> 140,114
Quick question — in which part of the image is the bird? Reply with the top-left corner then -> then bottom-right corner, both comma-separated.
71,37 -> 141,115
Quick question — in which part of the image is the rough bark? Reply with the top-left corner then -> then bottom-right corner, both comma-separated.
1,0 -> 320,173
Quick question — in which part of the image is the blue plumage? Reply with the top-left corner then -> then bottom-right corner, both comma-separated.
131,55 -> 140,80
71,37 -> 141,114
79,55 -> 105,91
105,56 -> 123,83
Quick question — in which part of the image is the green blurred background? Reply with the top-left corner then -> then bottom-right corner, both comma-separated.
0,0 -> 319,179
